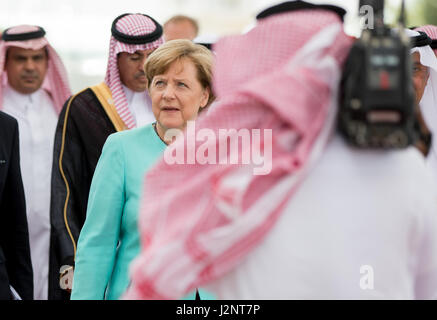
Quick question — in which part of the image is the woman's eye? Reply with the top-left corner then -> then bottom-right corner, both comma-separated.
178,82 -> 187,88
154,80 -> 165,87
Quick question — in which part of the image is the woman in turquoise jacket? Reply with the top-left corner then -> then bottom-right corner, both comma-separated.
71,39 -> 214,300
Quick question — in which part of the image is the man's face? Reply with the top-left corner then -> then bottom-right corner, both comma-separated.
117,49 -> 155,92
164,21 -> 197,41
5,46 -> 48,94
412,51 -> 430,106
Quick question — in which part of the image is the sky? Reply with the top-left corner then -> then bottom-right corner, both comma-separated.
0,0 -> 417,92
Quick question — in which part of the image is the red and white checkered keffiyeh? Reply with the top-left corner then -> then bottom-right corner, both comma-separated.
124,9 -> 353,300
415,25 -> 437,56
0,25 -> 71,114
105,14 -> 164,129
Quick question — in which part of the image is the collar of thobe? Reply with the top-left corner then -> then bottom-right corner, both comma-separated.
121,84 -> 136,106
121,84 -> 150,108
4,84 -> 45,113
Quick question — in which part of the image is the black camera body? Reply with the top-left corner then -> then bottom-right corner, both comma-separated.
338,0 -> 418,148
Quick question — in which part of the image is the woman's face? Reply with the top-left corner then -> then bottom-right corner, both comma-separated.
150,57 -> 209,138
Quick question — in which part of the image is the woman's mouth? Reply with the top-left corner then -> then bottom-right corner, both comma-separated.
162,106 -> 180,112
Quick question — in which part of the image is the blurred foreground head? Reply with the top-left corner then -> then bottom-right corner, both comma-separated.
124,0 -> 354,300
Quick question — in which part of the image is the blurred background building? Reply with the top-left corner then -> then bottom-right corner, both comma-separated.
0,0 -> 434,92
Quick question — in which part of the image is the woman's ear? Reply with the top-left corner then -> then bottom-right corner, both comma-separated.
200,87 -> 210,108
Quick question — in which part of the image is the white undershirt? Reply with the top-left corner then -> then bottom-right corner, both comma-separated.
2,84 -> 58,300
205,135 -> 437,299
122,85 -> 155,127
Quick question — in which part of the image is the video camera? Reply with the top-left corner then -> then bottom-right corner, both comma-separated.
338,0 -> 419,148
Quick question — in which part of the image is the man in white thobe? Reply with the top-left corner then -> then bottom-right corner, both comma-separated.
0,25 -> 71,300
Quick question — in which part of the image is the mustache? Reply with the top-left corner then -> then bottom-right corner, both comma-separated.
21,71 -> 40,78
134,71 -> 146,79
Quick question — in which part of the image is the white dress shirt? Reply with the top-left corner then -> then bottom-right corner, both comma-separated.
2,84 -> 58,300
122,85 -> 156,127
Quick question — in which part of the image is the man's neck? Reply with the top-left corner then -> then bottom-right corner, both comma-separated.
121,84 -> 147,104
5,84 -> 43,103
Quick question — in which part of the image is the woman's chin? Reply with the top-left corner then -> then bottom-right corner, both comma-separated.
159,120 -> 185,132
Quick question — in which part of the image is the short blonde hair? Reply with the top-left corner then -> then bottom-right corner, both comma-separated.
144,39 -> 215,107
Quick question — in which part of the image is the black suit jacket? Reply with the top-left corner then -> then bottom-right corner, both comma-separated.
0,111 -> 33,300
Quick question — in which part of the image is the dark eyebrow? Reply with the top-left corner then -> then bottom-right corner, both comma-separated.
14,52 -> 46,59
413,62 -> 427,69
32,53 -> 45,58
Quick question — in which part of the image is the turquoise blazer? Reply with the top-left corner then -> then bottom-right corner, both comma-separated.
71,124 -> 166,300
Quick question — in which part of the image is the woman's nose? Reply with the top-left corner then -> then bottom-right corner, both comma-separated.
162,85 -> 175,99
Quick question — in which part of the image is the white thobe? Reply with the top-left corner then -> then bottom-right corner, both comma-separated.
2,84 -> 58,300
122,85 -> 155,128
205,134 -> 437,300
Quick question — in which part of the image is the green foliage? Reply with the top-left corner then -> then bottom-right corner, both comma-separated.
421,0 -> 437,25
386,0 -> 437,28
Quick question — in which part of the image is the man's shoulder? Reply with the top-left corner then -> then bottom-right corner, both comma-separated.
325,134 -> 436,197
67,87 -> 99,107
0,111 -> 18,149
327,134 -> 427,169
0,110 -> 18,130
62,86 -> 109,119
